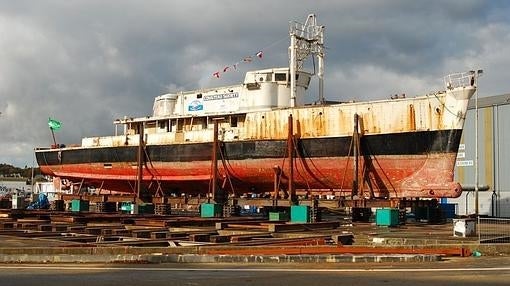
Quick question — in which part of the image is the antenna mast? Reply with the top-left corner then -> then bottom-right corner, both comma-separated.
289,14 -> 325,107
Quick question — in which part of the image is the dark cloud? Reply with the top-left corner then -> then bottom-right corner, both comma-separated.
0,0 -> 509,167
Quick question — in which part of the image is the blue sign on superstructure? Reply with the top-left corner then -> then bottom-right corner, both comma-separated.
188,100 -> 203,111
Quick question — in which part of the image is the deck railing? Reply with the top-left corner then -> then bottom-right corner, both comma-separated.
444,71 -> 475,89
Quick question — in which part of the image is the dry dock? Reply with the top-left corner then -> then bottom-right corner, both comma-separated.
0,207 -> 507,264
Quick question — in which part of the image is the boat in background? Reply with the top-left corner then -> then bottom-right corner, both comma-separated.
35,15 -> 477,200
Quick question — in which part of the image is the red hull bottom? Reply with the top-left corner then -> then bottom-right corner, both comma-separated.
41,153 -> 461,198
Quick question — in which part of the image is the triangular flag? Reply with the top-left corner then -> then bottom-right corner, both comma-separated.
213,71 -> 220,78
243,56 -> 252,63
223,66 -> 230,73
256,51 -> 263,58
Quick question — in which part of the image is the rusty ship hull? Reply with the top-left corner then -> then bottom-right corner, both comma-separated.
36,85 -> 474,199
36,130 -> 462,198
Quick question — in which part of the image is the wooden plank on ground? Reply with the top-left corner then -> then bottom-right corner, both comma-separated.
201,245 -> 471,257
268,221 -> 340,233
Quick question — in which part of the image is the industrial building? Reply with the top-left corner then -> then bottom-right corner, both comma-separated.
452,93 -> 510,217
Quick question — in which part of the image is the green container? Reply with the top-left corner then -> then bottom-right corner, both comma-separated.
120,202 -> 133,212
269,211 -> 289,221
290,205 -> 310,223
201,203 -> 223,218
138,203 -> 155,214
71,199 -> 89,212
376,208 -> 399,226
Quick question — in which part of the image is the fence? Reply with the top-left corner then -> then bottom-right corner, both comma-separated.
478,217 -> 510,243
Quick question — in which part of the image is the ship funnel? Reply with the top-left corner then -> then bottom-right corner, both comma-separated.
153,94 -> 178,116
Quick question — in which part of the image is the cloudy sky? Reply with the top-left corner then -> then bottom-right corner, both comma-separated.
1,0 -> 510,168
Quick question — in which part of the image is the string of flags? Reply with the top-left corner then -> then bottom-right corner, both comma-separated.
212,50 -> 264,78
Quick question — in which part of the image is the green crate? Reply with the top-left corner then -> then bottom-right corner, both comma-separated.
201,203 -> 223,218
269,211 -> 289,221
290,205 -> 310,223
138,203 -> 155,214
120,202 -> 133,212
71,199 -> 89,212
375,208 -> 399,226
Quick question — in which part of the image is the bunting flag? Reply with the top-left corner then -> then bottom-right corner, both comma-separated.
48,118 -> 62,131
208,34 -> 290,79
212,49 -> 266,79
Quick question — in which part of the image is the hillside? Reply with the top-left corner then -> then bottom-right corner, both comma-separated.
0,164 -> 41,179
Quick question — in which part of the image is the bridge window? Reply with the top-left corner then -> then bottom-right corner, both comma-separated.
177,119 -> 183,131
230,116 -> 238,127
275,73 -> 287,81
258,73 -> 271,82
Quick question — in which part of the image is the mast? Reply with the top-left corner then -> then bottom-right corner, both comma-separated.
289,14 -> 325,106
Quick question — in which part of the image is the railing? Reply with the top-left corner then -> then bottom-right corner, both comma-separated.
444,71 -> 475,89
289,14 -> 322,41
478,217 -> 510,243
290,21 -> 322,40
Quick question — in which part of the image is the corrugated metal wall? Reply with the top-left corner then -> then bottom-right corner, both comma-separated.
452,94 -> 510,217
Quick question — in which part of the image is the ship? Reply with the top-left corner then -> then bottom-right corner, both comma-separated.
35,15 -> 477,200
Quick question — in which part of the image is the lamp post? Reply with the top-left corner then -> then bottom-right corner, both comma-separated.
474,69 -> 483,216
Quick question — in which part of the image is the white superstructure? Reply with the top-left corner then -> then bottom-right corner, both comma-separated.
153,68 -> 312,117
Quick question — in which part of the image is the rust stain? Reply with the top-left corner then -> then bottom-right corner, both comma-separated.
435,104 -> 443,130
409,104 -> 416,131
309,109 -> 324,137
119,93 -> 460,142
358,114 -> 365,136
428,102 -> 433,129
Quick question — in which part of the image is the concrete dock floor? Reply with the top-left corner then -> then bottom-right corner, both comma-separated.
1,217 -> 507,263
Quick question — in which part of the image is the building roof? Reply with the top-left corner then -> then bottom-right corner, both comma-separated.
468,93 -> 510,109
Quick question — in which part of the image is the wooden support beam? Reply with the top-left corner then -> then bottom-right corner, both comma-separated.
189,233 -> 211,242
288,114 -> 297,205
151,231 -> 170,239
201,246 -> 472,257
229,233 -> 273,243
52,224 -> 72,232
136,122 -> 144,200
212,119 -> 219,203
215,220 -> 284,230
352,113 -> 359,197
331,234 -> 355,245
267,221 -> 340,233
209,235 -> 231,243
